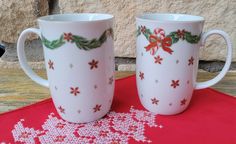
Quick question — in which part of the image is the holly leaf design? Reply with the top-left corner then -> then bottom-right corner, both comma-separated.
42,35 -> 65,50
184,32 -> 201,44
41,28 -> 113,51
166,32 -> 179,44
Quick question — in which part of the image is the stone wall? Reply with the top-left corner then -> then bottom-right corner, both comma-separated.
0,0 -> 235,68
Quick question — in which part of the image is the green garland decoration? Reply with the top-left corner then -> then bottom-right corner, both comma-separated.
136,26 -> 201,44
42,28 -> 113,50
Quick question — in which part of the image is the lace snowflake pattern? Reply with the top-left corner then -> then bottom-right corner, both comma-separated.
11,107 -> 160,143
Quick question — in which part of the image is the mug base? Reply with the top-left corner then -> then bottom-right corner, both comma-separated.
58,111 -> 109,123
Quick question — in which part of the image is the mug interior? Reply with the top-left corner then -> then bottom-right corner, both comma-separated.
38,13 -> 113,22
137,13 -> 204,22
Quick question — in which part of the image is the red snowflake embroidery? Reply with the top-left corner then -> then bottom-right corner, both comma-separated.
188,56 -> 194,65
128,125 -> 138,132
99,131 -> 109,137
88,59 -> 99,70
54,135 -> 66,142
93,104 -> 101,113
139,71 -> 144,80
110,139 -> 121,144
177,29 -> 186,39
171,80 -> 180,88
70,87 -> 80,96
181,98 -> 187,106
109,76 -> 114,85
58,106 -> 65,114
63,32 -> 73,42
93,121 -> 103,127
19,132 -> 30,138
154,55 -> 163,64
117,116 -> 126,122
48,59 -> 54,70
151,98 -> 159,105
56,123 -> 66,129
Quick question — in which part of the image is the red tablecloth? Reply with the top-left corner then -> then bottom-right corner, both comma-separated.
0,75 -> 235,144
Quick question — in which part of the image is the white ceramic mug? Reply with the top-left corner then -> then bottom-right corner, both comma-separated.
17,13 -> 115,123
136,13 -> 232,115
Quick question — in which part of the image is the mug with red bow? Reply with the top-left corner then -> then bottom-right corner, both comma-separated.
136,13 -> 232,115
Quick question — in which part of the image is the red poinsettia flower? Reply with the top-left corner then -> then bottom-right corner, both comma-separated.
63,32 -> 73,42
177,29 -> 186,39
140,25 -> 146,33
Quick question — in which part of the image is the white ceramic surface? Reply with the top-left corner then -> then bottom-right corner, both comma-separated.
17,13 -> 115,123
136,13 -> 232,115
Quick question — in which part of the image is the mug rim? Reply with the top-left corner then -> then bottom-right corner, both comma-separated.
38,13 -> 114,23
136,13 -> 204,23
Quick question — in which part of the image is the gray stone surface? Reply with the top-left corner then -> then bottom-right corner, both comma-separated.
0,0 -> 49,43
1,39 -> 44,62
58,0 -> 236,61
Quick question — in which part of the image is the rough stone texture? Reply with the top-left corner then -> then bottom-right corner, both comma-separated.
118,64 -> 136,71
1,39 -> 44,62
0,0 -> 49,43
58,0 -> 236,61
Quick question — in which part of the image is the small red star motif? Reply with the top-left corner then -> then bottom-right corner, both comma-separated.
56,123 -> 65,129
93,104 -> 101,113
109,76 -> 114,85
187,80 -> 190,84
54,135 -> 66,142
70,87 -> 80,96
154,55 -> 163,64
58,106 -> 65,114
63,32 -> 73,42
181,98 -> 187,106
48,59 -> 54,70
151,97 -> 159,105
88,59 -> 99,70
188,56 -> 194,65
19,132 -> 30,138
94,85 -> 97,89
128,125 -> 138,132
171,80 -> 180,88
99,131 -> 108,137
139,71 -> 144,80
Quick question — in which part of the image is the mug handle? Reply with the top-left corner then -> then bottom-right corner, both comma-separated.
17,28 -> 49,88
195,30 -> 232,90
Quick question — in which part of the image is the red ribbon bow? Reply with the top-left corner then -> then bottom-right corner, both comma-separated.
145,35 -> 173,55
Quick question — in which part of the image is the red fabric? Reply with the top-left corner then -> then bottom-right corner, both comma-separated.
0,75 -> 235,143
